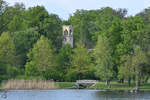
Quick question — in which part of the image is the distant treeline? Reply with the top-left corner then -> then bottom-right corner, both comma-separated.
0,0 -> 150,90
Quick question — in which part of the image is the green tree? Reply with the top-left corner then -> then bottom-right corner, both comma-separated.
69,7 -> 125,48
41,14 -> 62,48
71,42 -> 92,80
7,66 -> 20,78
94,35 -> 113,86
56,44 -> 72,81
25,36 -> 56,79
8,15 -> 27,32
117,16 -> 145,55
26,6 -> 48,29
103,18 -> 123,77
69,9 -> 99,47
1,3 -> 25,33
118,54 -> 134,86
25,61 -> 38,76
132,46 -> 148,90
0,32 -> 16,75
117,16 -> 149,88
26,6 -> 62,48
12,28 -> 39,67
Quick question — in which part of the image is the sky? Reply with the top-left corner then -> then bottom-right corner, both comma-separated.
5,0 -> 150,20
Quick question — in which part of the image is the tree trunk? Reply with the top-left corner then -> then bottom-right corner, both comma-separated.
136,72 -> 141,91
78,73 -> 81,80
133,76 -> 136,85
78,75 -> 80,80
144,76 -> 149,83
136,79 -> 140,91
120,78 -> 124,84
128,77 -> 131,87
106,80 -> 110,86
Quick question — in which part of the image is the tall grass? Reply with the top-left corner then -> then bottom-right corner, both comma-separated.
2,79 -> 56,90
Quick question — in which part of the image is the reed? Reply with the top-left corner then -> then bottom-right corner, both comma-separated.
2,79 -> 56,90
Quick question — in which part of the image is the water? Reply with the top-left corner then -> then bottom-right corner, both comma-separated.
0,89 -> 150,100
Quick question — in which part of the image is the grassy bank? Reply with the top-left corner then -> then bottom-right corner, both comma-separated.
56,82 -> 75,89
56,81 -> 150,91
1,80 -> 150,90
91,82 -> 150,91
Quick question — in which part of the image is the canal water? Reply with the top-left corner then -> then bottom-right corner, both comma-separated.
0,89 -> 150,100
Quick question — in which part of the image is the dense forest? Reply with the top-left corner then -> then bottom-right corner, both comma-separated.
0,0 -> 150,89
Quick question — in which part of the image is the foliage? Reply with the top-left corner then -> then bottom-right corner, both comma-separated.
56,44 -> 72,81
117,16 -> 148,88
26,6 -> 62,48
6,66 -> 20,78
71,42 -> 93,79
94,35 -> 114,83
0,32 -> 16,75
25,36 -> 56,79
25,61 -> 39,76
69,7 -> 125,48
12,28 -> 39,67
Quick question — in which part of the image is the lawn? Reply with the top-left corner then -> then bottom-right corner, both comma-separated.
55,81 -> 150,90
91,81 -> 150,91
56,82 -> 75,89
92,82 -> 134,90
140,83 -> 150,90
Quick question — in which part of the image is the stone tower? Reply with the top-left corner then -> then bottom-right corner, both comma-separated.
62,25 -> 73,48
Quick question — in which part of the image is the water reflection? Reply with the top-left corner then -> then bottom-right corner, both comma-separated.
94,90 -> 150,100
0,90 -> 7,99
0,89 -> 150,100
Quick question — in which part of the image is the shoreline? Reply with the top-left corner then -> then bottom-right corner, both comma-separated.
1,88 -> 150,92
1,81 -> 150,92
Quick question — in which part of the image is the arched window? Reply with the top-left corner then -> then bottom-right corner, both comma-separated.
64,29 -> 68,35
69,29 -> 72,35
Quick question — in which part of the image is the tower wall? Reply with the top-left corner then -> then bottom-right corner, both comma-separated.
62,25 -> 73,48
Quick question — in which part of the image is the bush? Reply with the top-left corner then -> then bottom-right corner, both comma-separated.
7,66 -> 20,78
0,75 -> 9,83
43,69 -> 62,80
25,61 -> 39,76
65,71 -> 78,81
